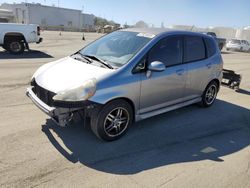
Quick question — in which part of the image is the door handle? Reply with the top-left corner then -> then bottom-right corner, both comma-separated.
206,63 -> 212,69
176,69 -> 184,75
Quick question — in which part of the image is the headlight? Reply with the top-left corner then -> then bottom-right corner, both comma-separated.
53,78 -> 97,102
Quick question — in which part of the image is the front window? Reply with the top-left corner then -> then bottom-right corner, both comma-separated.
148,36 -> 183,67
79,31 -> 152,68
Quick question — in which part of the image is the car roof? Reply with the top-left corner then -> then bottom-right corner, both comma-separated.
121,27 -> 207,37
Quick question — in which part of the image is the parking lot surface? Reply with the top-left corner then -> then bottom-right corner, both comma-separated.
0,31 -> 250,188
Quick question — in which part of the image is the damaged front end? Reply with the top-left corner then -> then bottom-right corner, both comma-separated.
26,81 -> 101,127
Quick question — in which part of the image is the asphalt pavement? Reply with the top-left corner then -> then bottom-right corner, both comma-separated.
0,31 -> 249,188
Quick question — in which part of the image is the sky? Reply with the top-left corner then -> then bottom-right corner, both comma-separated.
0,0 -> 250,28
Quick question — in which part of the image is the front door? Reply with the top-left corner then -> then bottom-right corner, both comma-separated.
139,35 -> 187,114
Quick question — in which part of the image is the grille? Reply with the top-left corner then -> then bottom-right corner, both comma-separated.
32,80 -> 56,107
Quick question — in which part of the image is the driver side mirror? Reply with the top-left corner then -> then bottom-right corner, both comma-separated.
148,61 -> 166,72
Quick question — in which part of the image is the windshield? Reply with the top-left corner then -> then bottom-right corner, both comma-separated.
79,31 -> 153,68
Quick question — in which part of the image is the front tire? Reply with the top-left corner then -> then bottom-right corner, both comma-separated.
91,100 -> 133,141
200,81 -> 219,107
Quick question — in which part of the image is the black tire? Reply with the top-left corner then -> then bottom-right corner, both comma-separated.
200,81 -> 219,107
6,40 -> 25,54
240,47 -> 243,52
91,99 -> 133,141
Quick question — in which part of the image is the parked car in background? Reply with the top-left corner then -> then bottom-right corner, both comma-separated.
203,32 -> 226,51
226,39 -> 250,52
0,23 -> 42,54
27,28 -> 223,141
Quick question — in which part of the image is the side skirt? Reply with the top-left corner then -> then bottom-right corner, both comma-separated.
135,97 -> 202,122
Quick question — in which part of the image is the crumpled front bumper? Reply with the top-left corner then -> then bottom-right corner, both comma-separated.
26,87 -> 56,117
26,87 -> 82,126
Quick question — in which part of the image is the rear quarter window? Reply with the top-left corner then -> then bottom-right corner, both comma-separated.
184,36 -> 206,63
204,37 -> 217,58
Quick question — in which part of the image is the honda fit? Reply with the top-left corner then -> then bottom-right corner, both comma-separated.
27,28 -> 223,141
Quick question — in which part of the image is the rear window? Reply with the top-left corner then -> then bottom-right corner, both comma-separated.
204,37 -> 217,58
184,36 -> 206,63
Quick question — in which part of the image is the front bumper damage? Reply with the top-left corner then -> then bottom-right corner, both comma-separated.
26,87 -> 99,126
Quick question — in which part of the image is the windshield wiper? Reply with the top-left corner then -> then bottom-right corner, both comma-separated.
83,55 -> 114,69
72,52 -> 93,64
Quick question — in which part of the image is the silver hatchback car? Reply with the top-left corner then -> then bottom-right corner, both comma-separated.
27,28 -> 223,141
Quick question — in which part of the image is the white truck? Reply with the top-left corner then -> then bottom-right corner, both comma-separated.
0,23 -> 42,54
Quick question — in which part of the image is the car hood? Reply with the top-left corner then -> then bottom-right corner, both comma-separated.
33,56 -> 114,93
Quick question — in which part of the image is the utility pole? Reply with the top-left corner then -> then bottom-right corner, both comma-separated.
58,0 -> 60,7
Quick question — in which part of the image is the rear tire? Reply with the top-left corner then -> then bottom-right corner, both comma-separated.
200,81 -> 219,107
6,40 -> 25,54
91,100 -> 133,141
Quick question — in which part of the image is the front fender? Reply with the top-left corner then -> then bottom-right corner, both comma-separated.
90,81 -> 141,114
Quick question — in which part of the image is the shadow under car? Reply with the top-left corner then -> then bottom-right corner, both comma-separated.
41,99 -> 250,175
0,50 -> 53,59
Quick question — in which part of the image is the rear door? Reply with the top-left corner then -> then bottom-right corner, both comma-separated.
184,35 -> 213,100
139,35 -> 187,114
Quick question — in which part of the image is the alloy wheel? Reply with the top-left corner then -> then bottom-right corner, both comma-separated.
104,107 -> 129,137
205,85 -> 217,105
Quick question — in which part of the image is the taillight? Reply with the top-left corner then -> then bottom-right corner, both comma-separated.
37,26 -> 41,36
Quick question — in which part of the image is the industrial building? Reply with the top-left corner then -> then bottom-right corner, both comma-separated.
168,25 -> 250,41
0,9 -> 15,23
0,3 -> 95,31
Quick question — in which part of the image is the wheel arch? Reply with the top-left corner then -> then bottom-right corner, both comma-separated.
207,78 -> 220,91
4,32 -> 27,44
211,78 -> 220,86
104,97 -> 136,122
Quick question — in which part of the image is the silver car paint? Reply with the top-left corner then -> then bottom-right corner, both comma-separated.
139,63 -> 187,114
34,57 -> 115,93
31,28 -> 223,122
92,30 -> 223,121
